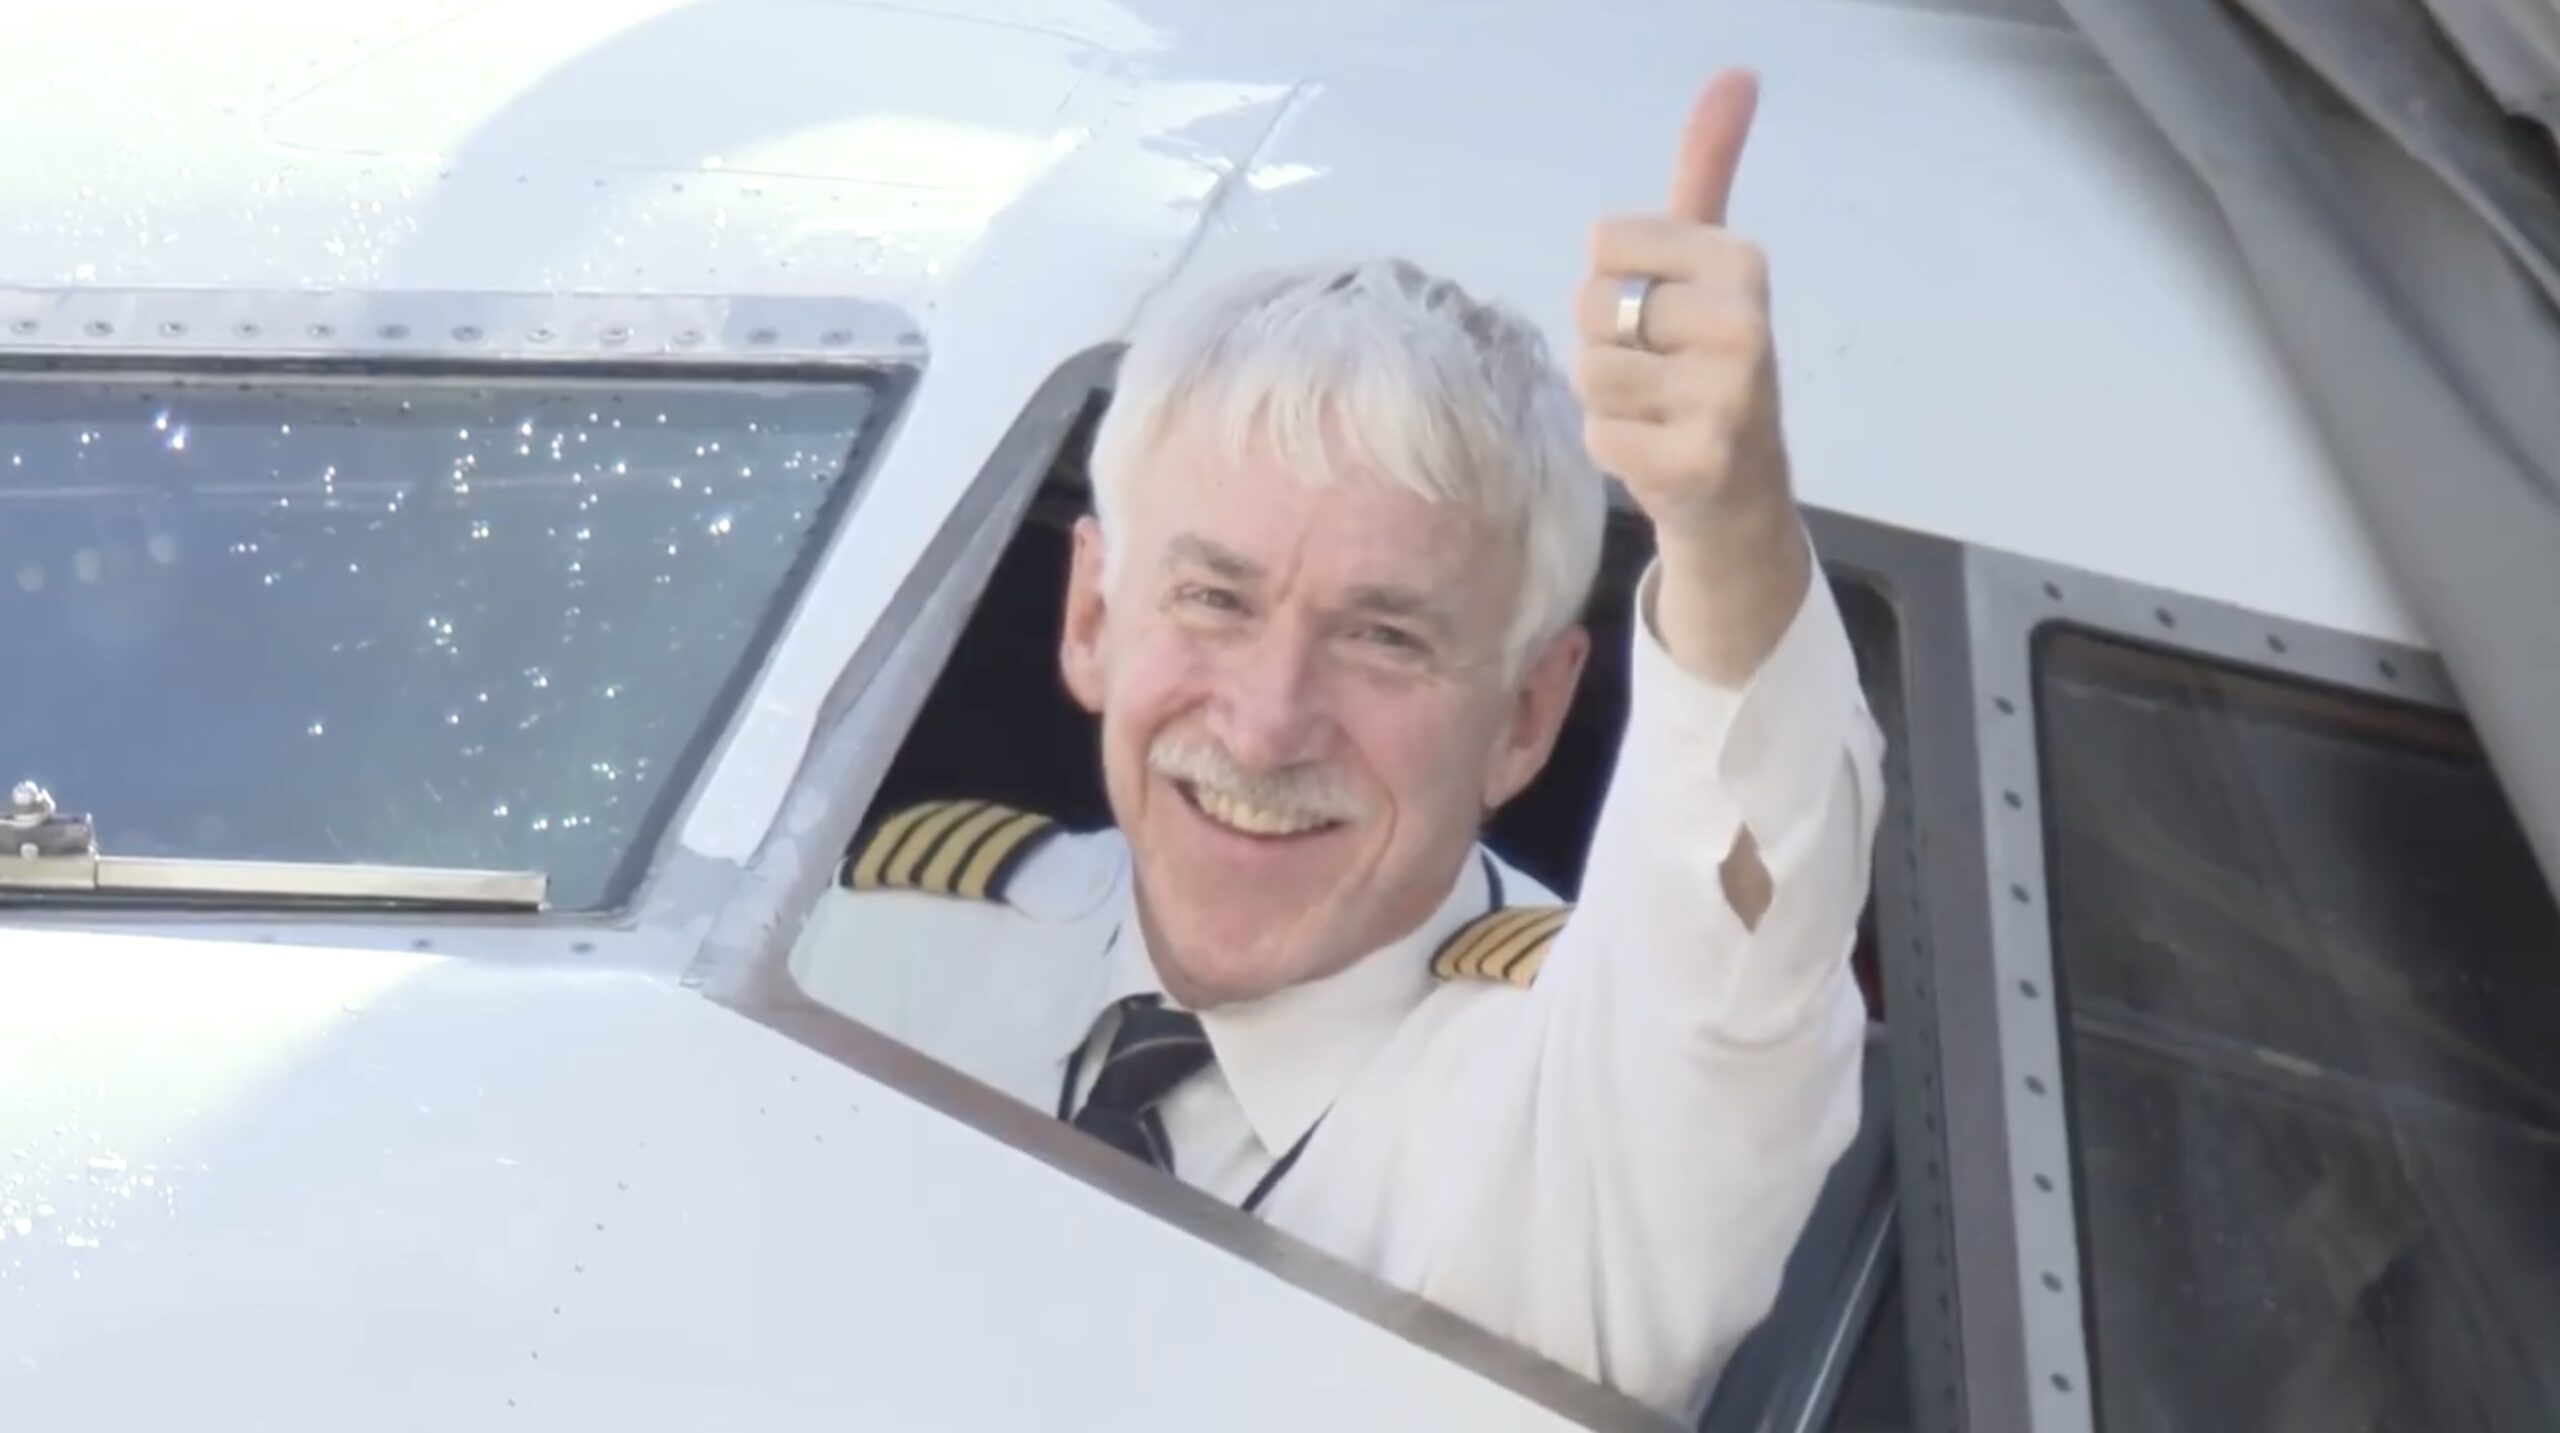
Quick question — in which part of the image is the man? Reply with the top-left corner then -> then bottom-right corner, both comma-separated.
790,71 -> 1883,1421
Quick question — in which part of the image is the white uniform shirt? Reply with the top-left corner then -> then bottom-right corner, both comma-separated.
789,561 -> 1885,1422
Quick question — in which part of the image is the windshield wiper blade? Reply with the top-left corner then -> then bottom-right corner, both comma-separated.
1,782 -> 546,911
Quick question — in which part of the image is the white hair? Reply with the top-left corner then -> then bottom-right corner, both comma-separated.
1086,257 -> 1607,679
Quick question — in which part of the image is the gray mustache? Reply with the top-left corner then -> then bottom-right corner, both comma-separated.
1146,734 -> 1371,825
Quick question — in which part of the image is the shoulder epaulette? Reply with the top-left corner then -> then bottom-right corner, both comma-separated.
841,799 -> 1061,903
1429,904 -> 1570,987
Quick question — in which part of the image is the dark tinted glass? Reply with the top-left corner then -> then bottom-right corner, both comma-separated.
1,367 -> 899,909
1828,1272 -> 1913,1433
2037,628 -> 2560,1432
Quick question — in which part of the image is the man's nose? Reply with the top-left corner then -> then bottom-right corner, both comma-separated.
1205,626 -> 1331,771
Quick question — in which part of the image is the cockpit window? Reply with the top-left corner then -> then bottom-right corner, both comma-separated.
2035,627 -> 2560,1431
1,366 -> 902,910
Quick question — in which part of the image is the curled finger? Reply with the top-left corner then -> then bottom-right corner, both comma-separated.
1572,346 -> 1685,422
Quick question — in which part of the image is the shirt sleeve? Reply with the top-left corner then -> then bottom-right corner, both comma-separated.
1569,545 -> 1885,1042
1403,538 -> 1886,1418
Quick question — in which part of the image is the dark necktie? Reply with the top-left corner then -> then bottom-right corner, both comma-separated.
1069,994 -> 1215,1174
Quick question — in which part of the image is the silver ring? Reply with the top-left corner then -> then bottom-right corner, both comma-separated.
1612,275 -> 1659,350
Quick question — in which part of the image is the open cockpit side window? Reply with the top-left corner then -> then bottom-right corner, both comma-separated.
820,379 -> 1929,1433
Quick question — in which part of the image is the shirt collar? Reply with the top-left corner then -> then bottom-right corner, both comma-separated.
1107,851 -> 1501,1156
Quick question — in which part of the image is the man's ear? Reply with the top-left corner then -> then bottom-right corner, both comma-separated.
1059,515 -> 1111,713
1482,624 -> 1591,810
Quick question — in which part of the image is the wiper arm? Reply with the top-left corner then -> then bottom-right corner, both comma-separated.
2,782 -> 547,911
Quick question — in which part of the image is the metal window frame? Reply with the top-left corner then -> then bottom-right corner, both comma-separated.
0,285 -> 920,957
1804,509 -> 1984,1433
1960,540 -> 2460,1433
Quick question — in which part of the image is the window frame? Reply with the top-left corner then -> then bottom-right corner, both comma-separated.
1958,541 -> 2466,1433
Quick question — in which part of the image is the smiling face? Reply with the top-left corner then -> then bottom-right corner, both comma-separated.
1060,414 -> 1589,1008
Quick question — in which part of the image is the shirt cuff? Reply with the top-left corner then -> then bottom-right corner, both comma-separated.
1623,539 -> 1869,863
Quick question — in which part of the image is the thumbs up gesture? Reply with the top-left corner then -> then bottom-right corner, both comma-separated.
1573,70 -> 1810,683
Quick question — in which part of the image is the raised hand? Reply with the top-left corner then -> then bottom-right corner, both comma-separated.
1570,68 -> 1808,685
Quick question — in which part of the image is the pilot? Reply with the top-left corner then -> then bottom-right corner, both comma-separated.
789,70 -> 1882,1422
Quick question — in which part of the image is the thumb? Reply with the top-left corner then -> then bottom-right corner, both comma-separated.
1668,68 -> 1761,225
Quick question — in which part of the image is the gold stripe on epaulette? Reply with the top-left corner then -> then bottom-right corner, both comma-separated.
1430,904 -> 1570,987
843,799 -> 1059,902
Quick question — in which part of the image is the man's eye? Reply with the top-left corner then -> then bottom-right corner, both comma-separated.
1355,625 -> 1426,654
1176,584 -> 1246,614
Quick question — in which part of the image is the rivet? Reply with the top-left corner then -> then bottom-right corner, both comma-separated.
2379,658 -> 2400,681
2025,1074 -> 2048,1095
2267,633 -> 2288,654
746,327 -> 779,346
528,326 -> 556,344
2041,580 -> 2062,601
2154,607 -> 2176,628
2010,883 -> 2031,904
2042,1272 -> 2064,1292
2018,978 -> 2040,999
380,323 -> 410,340
570,940 -> 595,955
820,329 -> 853,347
2051,1374 -> 2073,1393
600,325 -> 630,346
1993,695 -> 2016,716
410,938 -> 433,951
159,320 -> 187,337
9,319 -> 36,335
84,320 -> 113,337
235,322 -> 261,338
673,329 -> 704,347
2002,790 -> 2023,809
2034,1173 -> 2055,1193
453,324 -> 484,342
309,323 -> 335,339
